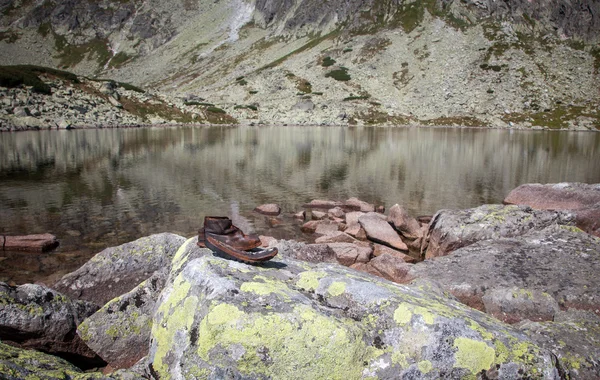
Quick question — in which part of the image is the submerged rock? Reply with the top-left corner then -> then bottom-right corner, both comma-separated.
2,233 -> 59,252
0,282 -> 100,364
410,225 -> 600,320
254,204 -> 281,216
504,182 -> 600,237
147,245 -> 559,379
423,204 -> 573,259
53,233 -> 186,306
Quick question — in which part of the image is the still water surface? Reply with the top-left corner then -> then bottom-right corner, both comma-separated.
1,126 -> 599,283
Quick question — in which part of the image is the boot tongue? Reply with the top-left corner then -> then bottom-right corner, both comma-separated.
205,217 -> 233,234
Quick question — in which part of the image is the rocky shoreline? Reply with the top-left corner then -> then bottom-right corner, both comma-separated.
1,182 -> 599,379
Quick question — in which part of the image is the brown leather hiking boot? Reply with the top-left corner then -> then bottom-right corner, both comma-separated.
197,216 -> 261,250
198,216 -> 277,264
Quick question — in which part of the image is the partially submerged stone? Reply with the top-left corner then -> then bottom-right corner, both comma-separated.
0,282 -> 100,364
253,203 -> 281,216
410,225 -> 600,320
344,197 -> 375,212
424,204 -> 573,259
54,233 -> 186,306
2,233 -> 59,252
147,250 -> 558,379
504,182 -> 600,237
359,212 -> 408,251
303,199 -> 342,209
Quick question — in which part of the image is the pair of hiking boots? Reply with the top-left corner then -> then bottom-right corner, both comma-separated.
197,216 -> 278,263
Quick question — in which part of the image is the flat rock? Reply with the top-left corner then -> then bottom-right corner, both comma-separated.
3,234 -> 59,252
359,212 -> 408,251
353,253 -> 414,284
0,282 -> 101,364
326,242 -> 372,266
344,197 -> 375,212
303,199 -> 342,209
328,207 -> 345,219
344,223 -> 367,240
410,225 -> 600,320
314,220 -> 339,235
373,243 -> 417,263
314,231 -> 356,244
504,182 -> 600,237
344,211 -> 365,226
274,240 -> 336,263
423,204 -> 573,259
388,204 -> 422,240
253,203 -> 281,216
147,251 -> 558,379
53,233 -> 186,306
311,210 -> 327,220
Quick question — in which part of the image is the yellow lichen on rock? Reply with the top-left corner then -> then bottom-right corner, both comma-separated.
453,337 -> 495,375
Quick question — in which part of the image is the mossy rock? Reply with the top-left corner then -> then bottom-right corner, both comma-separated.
148,242 -> 558,379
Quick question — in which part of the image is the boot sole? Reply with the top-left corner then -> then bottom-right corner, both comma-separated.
205,235 -> 278,264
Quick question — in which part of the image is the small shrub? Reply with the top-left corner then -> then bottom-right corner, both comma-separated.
207,106 -> 226,114
249,90 -> 258,94
237,79 -> 248,86
117,81 -> 144,93
0,65 -> 80,94
321,56 -> 336,67
234,104 -> 258,111
343,95 -> 370,101
235,76 -> 245,81
312,91 -> 323,95
343,48 -> 353,53
325,67 -> 351,81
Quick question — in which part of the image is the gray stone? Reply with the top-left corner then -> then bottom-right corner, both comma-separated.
482,287 -> 560,324
78,272 -> 166,369
314,231 -> 356,244
0,282 -> 100,363
517,310 -> 600,379
410,225 -> 600,320
274,240 -> 336,263
423,204 -> 574,259
147,251 -> 558,379
504,182 -> 600,237
53,233 -> 186,306
292,99 -> 314,111
326,242 -> 372,266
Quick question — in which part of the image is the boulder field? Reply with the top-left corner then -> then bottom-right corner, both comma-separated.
0,183 -> 598,379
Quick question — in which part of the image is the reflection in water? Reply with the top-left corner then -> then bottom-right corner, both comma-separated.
0,126 -> 599,284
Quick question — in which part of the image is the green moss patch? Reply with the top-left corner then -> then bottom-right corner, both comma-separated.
0,64 -> 79,94
325,67 -> 351,81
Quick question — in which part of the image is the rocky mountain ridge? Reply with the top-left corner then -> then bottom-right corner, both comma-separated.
0,0 -> 599,129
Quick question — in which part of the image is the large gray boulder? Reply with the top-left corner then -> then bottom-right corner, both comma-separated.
0,282 -> 100,364
0,341 -> 144,379
78,237 -> 210,370
147,246 -> 560,379
410,225 -> 600,322
77,272 -> 166,370
423,204 -> 573,259
504,182 -> 600,237
518,310 -> 600,379
54,233 -> 186,306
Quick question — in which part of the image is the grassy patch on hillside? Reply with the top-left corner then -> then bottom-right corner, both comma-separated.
321,56 -> 336,67
0,31 -> 19,43
234,104 -> 258,111
422,116 -> 484,127
501,106 -> 600,130
325,67 -> 351,81
120,96 -> 196,123
348,109 -> 411,125
286,72 -> 312,93
343,95 -> 370,101
258,29 -> 341,72
0,65 -> 79,94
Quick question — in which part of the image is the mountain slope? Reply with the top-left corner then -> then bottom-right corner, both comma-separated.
1,0 -> 599,129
